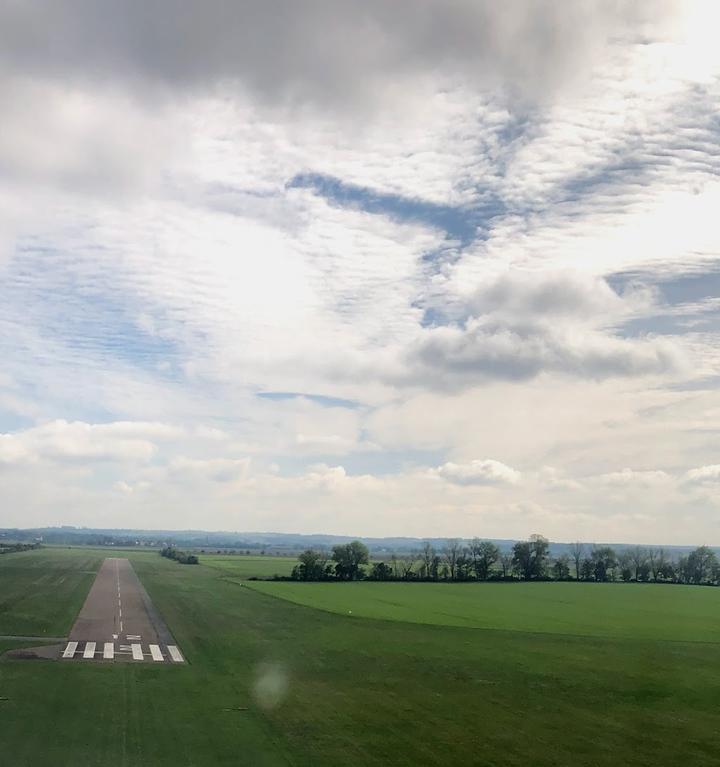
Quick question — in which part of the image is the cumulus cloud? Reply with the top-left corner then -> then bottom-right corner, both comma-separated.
684,464 -> 720,484
0,1 -> 674,107
407,271 -> 682,388
435,458 -> 521,486
465,271 -> 655,321
0,420 -> 170,465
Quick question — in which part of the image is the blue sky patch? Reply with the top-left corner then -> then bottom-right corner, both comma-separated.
287,172 -> 495,245
257,391 -> 360,409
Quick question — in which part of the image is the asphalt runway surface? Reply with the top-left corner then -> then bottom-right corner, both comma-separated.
62,557 -> 184,664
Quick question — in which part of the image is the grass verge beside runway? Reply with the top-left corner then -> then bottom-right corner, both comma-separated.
2,547 -> 720,765
0,548 -> 104,636
245,579 -> 720,642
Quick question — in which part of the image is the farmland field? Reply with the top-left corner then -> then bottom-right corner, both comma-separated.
2,547 -> 720,766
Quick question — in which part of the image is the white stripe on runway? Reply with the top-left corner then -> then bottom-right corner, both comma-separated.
167,645 -> 184,663
83,641 -> 96,659
149,644 -> 164,662
62,641 -> 78,658
131,643 -> 144,661
103,642 -> 114,660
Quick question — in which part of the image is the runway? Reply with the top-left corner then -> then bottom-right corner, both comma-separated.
62,557 -> 184,664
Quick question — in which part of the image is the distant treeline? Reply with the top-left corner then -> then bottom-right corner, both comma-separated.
290,536 -> 720,585
0,542 -> 41,555
160,546 -> 199,565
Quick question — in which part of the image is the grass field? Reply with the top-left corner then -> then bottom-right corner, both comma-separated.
202,553 -> 297,579
246,579 -> 720,641
0,548 -> 105,636
2,548 -> 720,765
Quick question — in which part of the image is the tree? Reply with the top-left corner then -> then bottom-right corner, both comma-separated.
685,546 -> 718,584
470,539 -> 500,580
499,553 -> 513,579
420,541 -> 435,579
294,549 -> 327,580
512,542 -> 532,579
399,552 -> 419,580
677,554 -> 690,583
658,557 -> 676,582
618,551 -> 633,582
332,540 -> 369,580
369,562 -> 393,580
637,561 -> 651,582
591,546 -> 617,582
569,542 -> 584,581
512,534 -> 549,580
648,547 -> 666,582
429,555 -> 441,581
628,545 -> 648,582
390,553 -> 400,579
443,539 -> 463,581
552,555 -> 570,580
456,553 -> 473,581
580,557 -> 594,581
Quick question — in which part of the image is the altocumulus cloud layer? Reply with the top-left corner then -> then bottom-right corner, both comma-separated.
1,1 -> 720,543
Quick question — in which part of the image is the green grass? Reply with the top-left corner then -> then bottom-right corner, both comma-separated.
202,553 -> 297,579
245,580 -> 720,641
0,548 -> 105,636
2,547 -> 720,765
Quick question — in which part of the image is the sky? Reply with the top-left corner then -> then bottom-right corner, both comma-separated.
2,1 -> 720,543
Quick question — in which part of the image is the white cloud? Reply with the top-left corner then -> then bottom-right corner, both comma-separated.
0,420 -> 165,465
435,459 -> 521,486
590,468 -> 672,487
405,271 -> 683,389
0,1 -> 677,109
684,464 -> 720,484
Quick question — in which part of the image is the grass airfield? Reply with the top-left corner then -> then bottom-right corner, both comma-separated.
247,579 -> 720,641
2,549 -> 720,766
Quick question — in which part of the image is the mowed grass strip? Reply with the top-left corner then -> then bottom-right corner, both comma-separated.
246,580 -> 720,642
0,548 -> 104,636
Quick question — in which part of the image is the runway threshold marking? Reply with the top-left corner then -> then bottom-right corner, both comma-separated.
83,641 -> 96,659
131,643 -> 144,661
103,642 -> 114,660
62,641 -> 78,658
149,644 -> 164,662
167,645 -> 184,663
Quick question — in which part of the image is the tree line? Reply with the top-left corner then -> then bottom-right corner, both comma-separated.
0,542 -> 41,555
290,535 -> 720,585
160,546 -> 199,565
